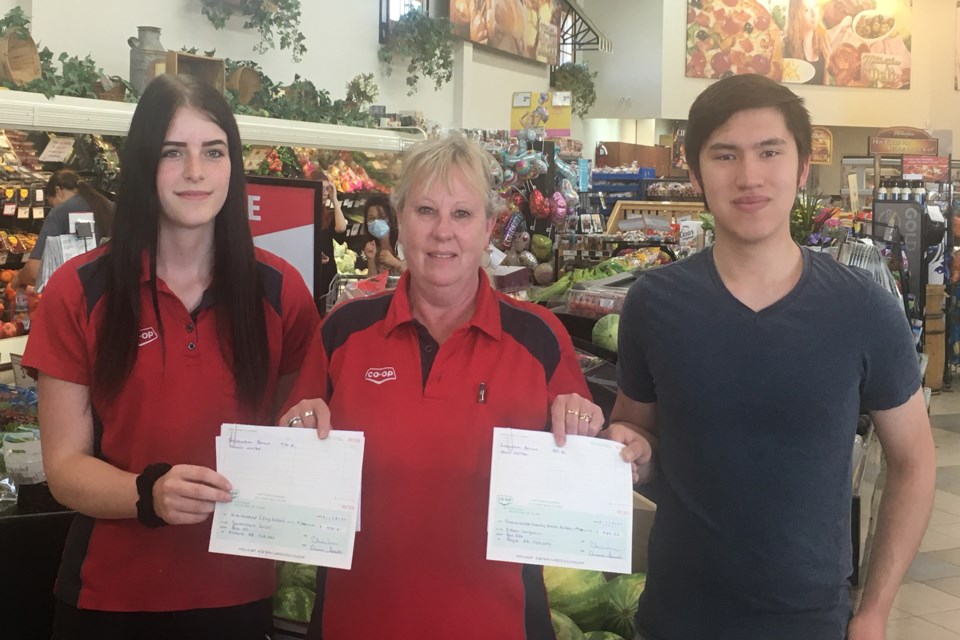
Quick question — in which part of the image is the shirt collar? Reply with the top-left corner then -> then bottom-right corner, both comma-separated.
383,268 -> 502,341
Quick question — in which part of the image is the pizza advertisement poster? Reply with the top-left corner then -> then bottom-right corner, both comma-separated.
451,0 -> 561,65
686,0 -> 913,89
902,155 -> 950,182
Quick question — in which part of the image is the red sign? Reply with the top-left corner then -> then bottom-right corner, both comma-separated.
246,183 -> 316,237
902,155 -> 950,182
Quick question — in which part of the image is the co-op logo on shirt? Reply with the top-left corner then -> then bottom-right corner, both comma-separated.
365,367 -> 397,385
139,327 -> 158,347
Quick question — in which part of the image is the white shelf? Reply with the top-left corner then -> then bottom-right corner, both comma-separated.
0,89 -> 423,152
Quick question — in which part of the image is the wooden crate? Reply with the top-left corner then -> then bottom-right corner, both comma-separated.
605,200 -> 706,234
165,51 -> 225,94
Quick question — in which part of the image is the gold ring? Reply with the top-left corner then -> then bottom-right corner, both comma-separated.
566,409 -> 579,415
287,416 -> 303,427
303,410 -> 315,418
578,412 -> 592,421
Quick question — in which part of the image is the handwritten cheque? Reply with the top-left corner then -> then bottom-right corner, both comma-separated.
209,424 -> 364,569
486,428 -> 633,573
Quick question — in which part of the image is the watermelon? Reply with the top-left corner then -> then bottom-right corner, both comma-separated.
544,567 -> 608,631
591,314 -> 620,352
599,573 -> 646,638
276,562 -> 317,590
273,586 -> 315,623
585,632 -> 625,640
551,609 -> 586,640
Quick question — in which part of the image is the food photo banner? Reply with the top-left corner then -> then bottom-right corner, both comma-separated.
686,0 -> 912,89
451,0 -> 561,65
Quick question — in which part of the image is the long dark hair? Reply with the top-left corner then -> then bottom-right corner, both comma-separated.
362,195 -> 398,250
45,169 -> 115,239
94,75 -> 269,411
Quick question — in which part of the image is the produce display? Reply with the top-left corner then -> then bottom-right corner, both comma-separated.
273,562 -> 317,624
531,248 -> 666,303
545,567 -> 647,640
332,239 -> 365,276
591,314 -> 620,353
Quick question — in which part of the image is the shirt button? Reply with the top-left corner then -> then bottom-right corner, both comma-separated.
424,344 -> 435,353
185,323 -> 194,333
187,342 -> 197,351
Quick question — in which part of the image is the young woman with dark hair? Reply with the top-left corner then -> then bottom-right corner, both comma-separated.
22,74 -> 320,639
361,194 -> 405,276
15,169 -> 115,287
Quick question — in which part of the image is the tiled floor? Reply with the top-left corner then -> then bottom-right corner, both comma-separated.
888,388 -> 960,639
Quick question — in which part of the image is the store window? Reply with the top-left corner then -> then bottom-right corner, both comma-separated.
389,0 -> 424,21
559,12 -> 575,65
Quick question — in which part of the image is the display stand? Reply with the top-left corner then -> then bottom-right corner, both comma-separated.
604,200 -> 705,234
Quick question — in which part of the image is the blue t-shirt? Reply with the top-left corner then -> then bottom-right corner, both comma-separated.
618,247 -> 921,640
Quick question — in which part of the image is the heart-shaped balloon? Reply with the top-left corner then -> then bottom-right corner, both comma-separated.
530,189 -> 550,219
550,192 -> 568,224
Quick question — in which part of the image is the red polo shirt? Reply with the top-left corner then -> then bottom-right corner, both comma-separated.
286,269 -> 589,640
23,246 -> 319,612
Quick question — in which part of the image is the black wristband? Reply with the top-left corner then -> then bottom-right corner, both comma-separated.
136,462 -> 172,528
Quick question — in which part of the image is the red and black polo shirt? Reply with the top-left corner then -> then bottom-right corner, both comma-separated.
286,269 -> 589,640
23,246 -> 319,612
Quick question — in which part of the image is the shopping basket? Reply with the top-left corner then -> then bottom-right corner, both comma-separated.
324,273 -> 400,314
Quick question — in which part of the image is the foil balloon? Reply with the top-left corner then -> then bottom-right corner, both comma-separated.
530,189 -> 550,219
561,178 -> 579,209
523,127 -> 539,143
514,157 -> 536,180
530,155 -> 549,179
510,191 -> 527,213
489,160 -> 504,189
501,168 -> 518,188
502,212 -> 525,248
519,250 -> 539,269
514,231 -> 531,252
550,191 -> 568,224
553,148 -> 579,181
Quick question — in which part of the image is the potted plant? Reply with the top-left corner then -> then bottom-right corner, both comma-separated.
345,73 -> 379,110
201,0 -> 306,62
378,9 -> 454,96
551,62 -> 598,119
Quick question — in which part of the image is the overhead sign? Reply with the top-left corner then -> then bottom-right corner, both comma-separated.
868,127 -> 938,155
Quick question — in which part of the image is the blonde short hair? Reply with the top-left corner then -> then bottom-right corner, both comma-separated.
391,133 -> 501,219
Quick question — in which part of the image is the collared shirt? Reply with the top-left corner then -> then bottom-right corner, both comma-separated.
287,269 -> 590,640
23,245 -> 319,612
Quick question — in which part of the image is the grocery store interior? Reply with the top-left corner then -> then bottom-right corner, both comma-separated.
3,0 -> 960,638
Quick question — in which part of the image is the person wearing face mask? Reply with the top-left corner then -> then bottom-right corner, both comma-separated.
361,195 -> 405,276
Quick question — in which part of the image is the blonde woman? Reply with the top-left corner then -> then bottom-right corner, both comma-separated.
785,0 -> 832,85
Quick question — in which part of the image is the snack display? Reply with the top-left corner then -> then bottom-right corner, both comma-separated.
685,0 -> 784,80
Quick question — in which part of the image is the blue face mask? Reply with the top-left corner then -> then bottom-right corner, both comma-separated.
368,218 -> 390,239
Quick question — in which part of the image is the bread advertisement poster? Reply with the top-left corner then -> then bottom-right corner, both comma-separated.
451,0 -> 561,65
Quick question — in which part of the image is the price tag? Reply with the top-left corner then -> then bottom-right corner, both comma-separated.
17,206 -> 29,219
3,203 -> 15,216
32,207 -> 43,220
34,189 -> 43,203
39,136 -> 76,163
